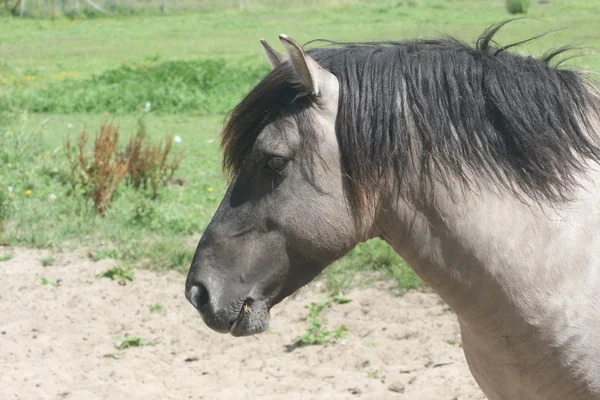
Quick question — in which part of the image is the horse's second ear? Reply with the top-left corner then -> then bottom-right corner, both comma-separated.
260,39 -> 285,70
278,34 -> 336,97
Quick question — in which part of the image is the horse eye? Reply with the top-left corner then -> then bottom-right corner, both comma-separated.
266,157 -> 287,171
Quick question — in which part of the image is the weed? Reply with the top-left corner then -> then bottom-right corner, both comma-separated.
506,0 -> 529,14
117,335 -> 145,349
300,299 -> 349,345
41,257 -> 56,266
148,303 -> 163,312
97,265 -> 135,281
447,339 -> 457,345
125,127 -> 181,199
0,253 -> 13,261
103,353 -> 124,359
332,292 -> 352,304
41,277 -> 59,287
66,123 -> 128,215
368,369 -> 380,379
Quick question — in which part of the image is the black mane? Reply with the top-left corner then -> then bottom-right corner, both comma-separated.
222,21 -> 600,209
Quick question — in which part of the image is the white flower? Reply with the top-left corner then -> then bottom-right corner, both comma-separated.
48,194 -> 57,201
145,101 -> 152,112
7,186 -> 13,193
173,135 -> 182,143
67,123 -> 73,129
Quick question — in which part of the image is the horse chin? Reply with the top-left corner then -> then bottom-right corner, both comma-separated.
228,299 -> 271,337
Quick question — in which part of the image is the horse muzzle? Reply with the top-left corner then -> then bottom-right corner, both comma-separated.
185,278 -> 271,336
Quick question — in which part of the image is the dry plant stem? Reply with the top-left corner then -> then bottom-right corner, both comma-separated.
67,123 -> 128,215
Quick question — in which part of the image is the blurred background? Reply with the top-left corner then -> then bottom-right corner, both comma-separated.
1,1 -> 599,399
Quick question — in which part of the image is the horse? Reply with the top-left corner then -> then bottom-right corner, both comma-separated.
185,21 -> 600,399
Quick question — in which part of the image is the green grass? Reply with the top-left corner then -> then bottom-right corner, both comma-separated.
1,112 -> 224,271
103,352 -> 124,359
1,1 -> 598,81
1,58 -> 269,114
300,298 -> 349,345
326,239 -> 424,294
97,265 -> 135,281
41,256 -> 56,266
41,277 -> 59,286
1,0 -> 599,294
117,335 -> 146,349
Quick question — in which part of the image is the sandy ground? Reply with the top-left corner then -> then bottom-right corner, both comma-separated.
0,246 -> 485,400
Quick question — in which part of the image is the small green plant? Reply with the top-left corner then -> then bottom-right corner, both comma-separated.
117,335 -> 145,349
97,265 -> 135,281
332,292 -> 352,304
41,257 -> 56,267
368,369 -> 380,379
148,303 -> 163,312
0,253 -> 13,262
41,277 -> 59,287
103,353 -> 124,359
300,299 -> 349,345
66,123 -> 129,216
447,339 -> 457,345
506,0 -> 529,14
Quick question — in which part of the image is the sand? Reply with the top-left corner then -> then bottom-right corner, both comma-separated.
0,246 -> 485,400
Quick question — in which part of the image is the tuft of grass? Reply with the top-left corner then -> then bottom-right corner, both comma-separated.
332,292 -> 352,304
300,298 -> 349,345
103,352 -> 124,359
41,277 -> 59,287
41,257 -> 56,266
148,303 -> 163,312
117,335 -> 145,349
506,0 -> 530,14
0,252 -> 13,262
368,369 -> 380,379
97,265 -> 135,281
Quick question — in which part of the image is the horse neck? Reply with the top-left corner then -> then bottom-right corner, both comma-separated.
376,175 -> 600,328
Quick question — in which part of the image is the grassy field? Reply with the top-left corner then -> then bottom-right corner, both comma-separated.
1,0 -> 599,294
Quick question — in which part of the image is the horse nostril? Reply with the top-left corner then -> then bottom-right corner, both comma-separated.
187,283 -> 210,312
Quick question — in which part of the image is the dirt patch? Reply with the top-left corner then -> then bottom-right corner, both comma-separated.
0,247 -> 484,400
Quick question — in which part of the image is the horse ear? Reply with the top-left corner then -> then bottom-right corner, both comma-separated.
278,34 -> 334,97
260,39 -> 285,70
